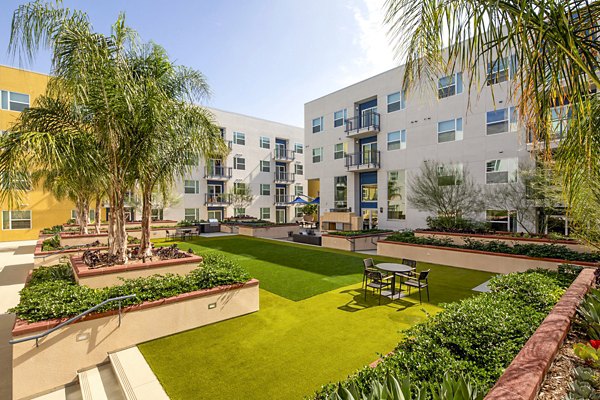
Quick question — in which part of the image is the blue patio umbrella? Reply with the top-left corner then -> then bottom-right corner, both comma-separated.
309,197 -> 320,205
289,196 -> 309,205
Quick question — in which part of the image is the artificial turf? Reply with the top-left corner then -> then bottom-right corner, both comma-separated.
140,236 -> 493,399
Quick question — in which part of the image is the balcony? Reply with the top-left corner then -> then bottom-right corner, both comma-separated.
345,110 -> 380,138
274,172 -> 295,184
273,148 -> 295,162
204,193 -> 232,205
204,166 -> 232,180
345,151 -> 380,172
274,195 -> 292,206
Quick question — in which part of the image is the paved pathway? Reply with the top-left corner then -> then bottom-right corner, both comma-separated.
0,240 -> 36,400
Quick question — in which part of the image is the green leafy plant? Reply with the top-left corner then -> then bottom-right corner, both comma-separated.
326,373 -> 422,400
574,343 -> 600,368
302,204 -> 318,216
28,264 -> 74,286
41,225 -> 63,235
577,289 -> 600,340
327,229 -> 393,237
41,235 -> 61,252
432,374 -> 483,400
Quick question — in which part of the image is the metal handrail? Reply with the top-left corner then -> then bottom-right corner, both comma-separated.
9,294 -> 137,347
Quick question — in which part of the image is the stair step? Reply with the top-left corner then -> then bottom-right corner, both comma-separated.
78,364 -> 125,400
30,384 -> 82,400
109,347 -> 169,400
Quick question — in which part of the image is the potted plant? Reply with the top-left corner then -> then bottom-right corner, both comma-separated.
301,204 -> 318,222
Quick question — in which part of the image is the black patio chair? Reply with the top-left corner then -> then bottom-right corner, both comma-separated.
403,269 -> 431,304
165,230 -> 172,241
365,270 -> 392,305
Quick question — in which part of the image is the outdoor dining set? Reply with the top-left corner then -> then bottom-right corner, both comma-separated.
362,258 -> 430,304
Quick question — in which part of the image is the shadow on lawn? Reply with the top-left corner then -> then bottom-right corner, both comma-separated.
337,288 -> 416,313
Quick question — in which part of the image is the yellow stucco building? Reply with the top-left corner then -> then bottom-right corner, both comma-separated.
0,65 -> 74,241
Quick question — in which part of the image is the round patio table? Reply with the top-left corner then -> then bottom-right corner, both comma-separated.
375,263 -> 414,299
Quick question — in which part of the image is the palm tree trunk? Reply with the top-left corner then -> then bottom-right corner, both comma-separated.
140,185 -> 153,258
108,192 -> 115,254
112,191 -> 128,264
94,196 -> 101,234
77,198 -> 89,235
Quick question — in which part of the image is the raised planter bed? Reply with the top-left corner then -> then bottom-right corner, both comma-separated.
415,230 -> 594,253
292,233 -> 322,246
11,278 -> 259,400
322,232 -> 392,252
377,240 -> 598,274
237,223 -> 300,239
59,228 -> 172,247
33,238 -> 139,267
63,220 -> 178,230
70,252 -> 203,288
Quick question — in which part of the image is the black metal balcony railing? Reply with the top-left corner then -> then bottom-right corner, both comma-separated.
274,148 -> 295,161
274,172 -> 295,183
204,193 -> 232,205
345,151 -> 380,169
345,110 -> 381,135
274,195 -> 292,204
204,166 -> 232,179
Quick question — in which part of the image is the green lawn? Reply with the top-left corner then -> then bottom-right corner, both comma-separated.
140,236 -> 492,399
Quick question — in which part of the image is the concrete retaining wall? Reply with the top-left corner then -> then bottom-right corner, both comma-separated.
377,241 -> 597,274
11,279 -> 259,399
59,229 -> 171,247
237,224 -> 300,239
322,233 -> 391,252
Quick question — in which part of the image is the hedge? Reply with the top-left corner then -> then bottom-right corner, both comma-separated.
386,231 -> 600,263
313,269 -> 576,399
9,253 -> 251,322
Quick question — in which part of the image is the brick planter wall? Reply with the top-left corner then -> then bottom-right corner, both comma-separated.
485,268 -> 596,400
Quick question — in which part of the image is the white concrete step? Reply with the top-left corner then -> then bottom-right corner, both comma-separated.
108,347 -> 169,400
78,364 -> 125,400
30,384 -> 83,400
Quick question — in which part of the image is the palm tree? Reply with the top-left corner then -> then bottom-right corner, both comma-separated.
384,0 -> 600,244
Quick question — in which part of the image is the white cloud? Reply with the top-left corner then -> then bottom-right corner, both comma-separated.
335,0 -> 398,87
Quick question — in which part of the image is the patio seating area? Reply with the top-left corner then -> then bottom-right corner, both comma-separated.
139,235 -> 492,399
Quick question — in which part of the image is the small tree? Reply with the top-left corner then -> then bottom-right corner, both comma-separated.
408,160 -> 485,225
231,183 -> 252,210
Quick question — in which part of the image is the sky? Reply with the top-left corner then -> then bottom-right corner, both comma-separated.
0,0 -> 399,127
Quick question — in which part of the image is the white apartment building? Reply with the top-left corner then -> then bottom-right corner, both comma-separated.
304,60 -> 563,232
163,108 -> 306,223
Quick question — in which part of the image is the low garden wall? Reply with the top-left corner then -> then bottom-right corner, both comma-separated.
414,230 -> 594,253
63,220 -> 178,230
322,233 -> 391,252
11,279 -> 259,400
237,224 -> 300,239
485,268 -> 595,400
59,228 -> 171,247
377,241 -> 597,274
71,253 -> 203,288
220,224 -> 239,234
33,239 -> 139,267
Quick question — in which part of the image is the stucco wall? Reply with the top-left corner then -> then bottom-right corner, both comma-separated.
237,224 -> 300,239
11,279 -> 259,399
322,234 -> 389,252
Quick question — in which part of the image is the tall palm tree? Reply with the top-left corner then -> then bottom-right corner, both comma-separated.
384,0 -> 600,244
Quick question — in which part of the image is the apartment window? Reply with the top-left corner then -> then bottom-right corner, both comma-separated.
234,208 -> 246,217
71,209 -> 95,221
184,180 -> 200,194
387,130 -> 406,150
2,210 -> 32,230
260,207 -> 271,220
259,136 -> 270,149
184,208 -> 200,222
487,107 -> 517,135
437,164 -> 463,186
487,57 -> 510,85
295,184 -> 303,196
294,164 -> 303,175
312,147 -> 323,163
437,118 -> 463,143
295,207 -> 303,218
387,171 -> 406,220
551,105 -> 571,140
234,157 -> 246,170
486,158 -> 518,184
294,143 -> 303,154
312,116 -> 324,133
334,143 -> 345,159
387,91 -> 405,112
233,182 -> 247,193
438,73 -> 463,98
334,176 -> 347,208
233,131 -> 246,145
207,210 -> 222,220
486,210 -> 517,232
151,208 -> 163,221
260,160 -> 270,172
0,91 -> 29,112
361,184 -> 377,202
260,184 -> 271,196
333,109 -> 347,127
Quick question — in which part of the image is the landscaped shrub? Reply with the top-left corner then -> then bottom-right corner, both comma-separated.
28,264 -> 74,286
386,231 -> 600,262
41,235 -> 61,252
313,271 -> 570,399
425,216 -> 490,234
327,229 -> 393,237
40,225 -> 63,235
9,254 -> 252,322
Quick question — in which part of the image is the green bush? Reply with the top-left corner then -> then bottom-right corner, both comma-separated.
28,264 -> 75,286
313,271 -> 568,399
41,235 -> 61,252
426,217 -> 490,234
9,254 -> 252,322
328,229 -> 393,237
41,225 -> 63,235
386,231 -> 600,262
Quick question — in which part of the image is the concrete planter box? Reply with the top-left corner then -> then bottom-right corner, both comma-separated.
59,228 -> 171,247
33,239 -> 140,267
377,240 -> 597,274
322,232 -> 392,252
237,224 -> 300,239
11,279 -> 259,400
414,230 -> 594,253
63,220 -> 178,230
71,253 -> 203,288
221,224 -> 239,234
